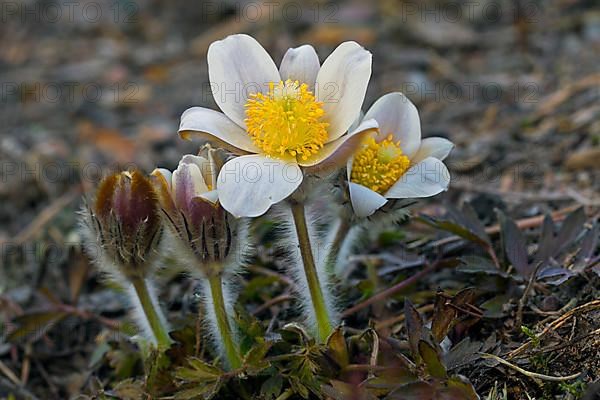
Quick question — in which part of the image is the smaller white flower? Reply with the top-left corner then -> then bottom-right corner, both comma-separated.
347,92 -> 454,218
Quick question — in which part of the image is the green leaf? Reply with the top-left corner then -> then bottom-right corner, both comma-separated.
326,328 -> 349,368
386,382 -> 435,399
260,374 -> 283,399
444,376 -> 479,400
480,295 -> 511,318
175,357 -> 223,383
418,340 -> 447,379
110,379 -> 145,400
234,304 -> 266,354
243,341 -> 272,375
173,380 -> 223,400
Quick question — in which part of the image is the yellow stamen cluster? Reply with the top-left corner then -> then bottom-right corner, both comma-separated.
245,80 -> 329,160
350,134 -> 411,194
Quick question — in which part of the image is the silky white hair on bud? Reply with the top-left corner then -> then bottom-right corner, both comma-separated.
79,205 -> 170,347
330,199 -> 414,278
332,223 -> 364,279
164,217 -> 252,363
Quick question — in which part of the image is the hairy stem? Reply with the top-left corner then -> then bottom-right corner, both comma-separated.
326,217 -> 351,274
207,273 -> 241,369
130,276 -> 171,349
290,201 -> 333,342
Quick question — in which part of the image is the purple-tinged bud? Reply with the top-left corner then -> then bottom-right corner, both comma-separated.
151,147 -> 238,275
83,170 -> 162,278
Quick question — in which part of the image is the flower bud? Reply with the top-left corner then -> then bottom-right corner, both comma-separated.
83,170 -> 162,278
152,147 -> 238,275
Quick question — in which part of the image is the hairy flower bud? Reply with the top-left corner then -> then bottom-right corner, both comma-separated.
83,170 -> 162,278
152,147 -> 238,276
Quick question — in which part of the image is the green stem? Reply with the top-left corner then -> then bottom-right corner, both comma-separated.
290,201 -> 333,342
131,277 -> 171,349
207,274 -> 241,369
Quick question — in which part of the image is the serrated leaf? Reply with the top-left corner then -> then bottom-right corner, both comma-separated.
418,341 -> 447,379
234,304 -> 265,354
326,328 -> 349,368
289,375 -> 310,399
175,357 -> 223,383
174,380 -> 223,400
497,210 -> 530,278
145,348 -> 174,396
110,379 -> 144,400
244,341 -> 272,374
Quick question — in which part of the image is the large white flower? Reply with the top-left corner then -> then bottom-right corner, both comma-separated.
179,34 -> 376,217
347,92 -> 454,218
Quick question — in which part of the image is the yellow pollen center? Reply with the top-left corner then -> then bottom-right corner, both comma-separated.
350,134 -> 411,194
244,80 -> 329,160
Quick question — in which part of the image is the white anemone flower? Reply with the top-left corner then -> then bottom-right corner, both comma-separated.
179,34 -> 376,218
347,92 -> 454,218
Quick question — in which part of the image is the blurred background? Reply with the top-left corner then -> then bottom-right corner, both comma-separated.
0,0 -> 598,397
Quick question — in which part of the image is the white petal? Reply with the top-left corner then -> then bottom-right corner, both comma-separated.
179,107 -> 260,154
279,45 -> 320,90
316,42 -> 372,141
173,163 -> 210,211
197,189 -> 219,204
385,157 -> 450,199
208,34 -> 280,128
349,182 -> 388,218
412,137 -> 454,164
180,155 -> 215,188
180,154 -> 209,170
153,168 -> 173,190
364,92 -> 421,158
217,155 -> 302,217
298,118 -> 378,170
